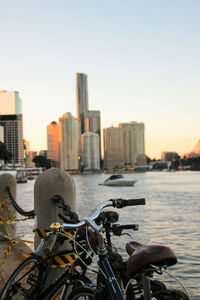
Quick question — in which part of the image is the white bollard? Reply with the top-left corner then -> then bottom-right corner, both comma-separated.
34,168 -> 77,293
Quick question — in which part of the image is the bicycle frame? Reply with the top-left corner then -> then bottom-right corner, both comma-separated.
97,254 -> 123,300
83,216 -> 123,300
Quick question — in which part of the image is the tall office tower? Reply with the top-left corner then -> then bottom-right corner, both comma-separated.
81,132 -> 100,170
0,115 -> 24,165
119,121 -> 146,166
103,126 -> 124,170
47,121 -> 59,167
0,90 -> 24,165
0,125 -> 4,142
85,110 -> 101,158
0,91 -> 22,114
59,112 -> 81,170
76,73 -> 88,134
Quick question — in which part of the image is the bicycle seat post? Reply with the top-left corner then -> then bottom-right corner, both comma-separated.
142,273 -> 151,300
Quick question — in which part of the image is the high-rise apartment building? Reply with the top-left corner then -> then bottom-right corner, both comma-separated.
59,112 -> 81,170
85,111 -> 100,134
76,73 -> 88,134
85,110 -> 102,162
47,121 -> 59,167
0,125 -> 4,143
119,121 -> 146,166
81,132 -> 100,170
0,90 -> 24,165
103,121 -> 146,170
0,115 -> 24,165
103,126 -> 124,170
0,91 -> 22,115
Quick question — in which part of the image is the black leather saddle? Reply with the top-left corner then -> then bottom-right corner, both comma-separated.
126,241 -> 177,274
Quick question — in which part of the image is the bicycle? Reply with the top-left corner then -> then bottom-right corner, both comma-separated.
51,198 -> 190,300
0,196 -> 92,300
1,197 -> 190,299
95,209 -> 190,300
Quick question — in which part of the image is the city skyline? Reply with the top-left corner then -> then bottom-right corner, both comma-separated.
1,1 -> 200,159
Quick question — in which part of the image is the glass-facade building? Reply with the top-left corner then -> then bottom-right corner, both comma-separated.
0,91 -> 24,165
59,113 -> 81,170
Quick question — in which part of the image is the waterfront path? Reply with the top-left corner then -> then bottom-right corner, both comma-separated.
0,240 -> 32,292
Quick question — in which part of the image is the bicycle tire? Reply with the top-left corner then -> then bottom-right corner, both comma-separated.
0,255 -> 42,300
67,286 -> 96,300
48,274 -> 92,299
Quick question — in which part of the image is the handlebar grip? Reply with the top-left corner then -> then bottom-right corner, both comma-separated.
112,198 -> 145,208
125,198 -> 145,206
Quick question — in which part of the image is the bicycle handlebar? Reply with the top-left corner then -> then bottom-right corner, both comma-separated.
58,198 -> 145,232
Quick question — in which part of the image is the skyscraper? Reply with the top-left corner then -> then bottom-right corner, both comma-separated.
59,112 -> 81,170
103,126 -> 124,170
0,91 -> 24,165
0,125 -> 4,143
0,115 -> 24,165
85,110 -> 102,162
119,122 -> 146,166
103,121 -> 146,170
81,132 -> 100,170
76,73 -> 88,134
0,91 -> 22,115
47,121 -> 59,167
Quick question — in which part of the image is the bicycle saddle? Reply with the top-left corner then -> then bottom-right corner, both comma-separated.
126,241 -> 177,274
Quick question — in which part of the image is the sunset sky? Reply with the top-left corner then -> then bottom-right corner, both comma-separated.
1,0 -> 200,159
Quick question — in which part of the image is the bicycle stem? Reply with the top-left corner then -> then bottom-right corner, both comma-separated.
84,217 -> 107,255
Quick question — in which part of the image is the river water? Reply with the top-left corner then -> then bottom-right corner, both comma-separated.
14,171 -> 200,299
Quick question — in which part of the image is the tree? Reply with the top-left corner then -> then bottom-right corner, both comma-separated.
0,142 -> 12,168
32,155 -> 51,170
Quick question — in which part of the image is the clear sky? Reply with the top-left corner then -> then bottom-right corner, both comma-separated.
1,0 -> 200,159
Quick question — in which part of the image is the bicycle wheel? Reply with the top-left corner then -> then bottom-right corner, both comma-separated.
0,255 -> 42,300
67,286 -> 96,300
48,274 -> 92,300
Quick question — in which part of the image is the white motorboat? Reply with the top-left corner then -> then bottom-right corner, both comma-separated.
99,174 -> 136,186
16,170 -> 27,183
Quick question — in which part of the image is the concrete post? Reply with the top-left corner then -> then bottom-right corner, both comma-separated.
34,167 -> 76,250
0,173 -> 16,241
34,168 -> 76,294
